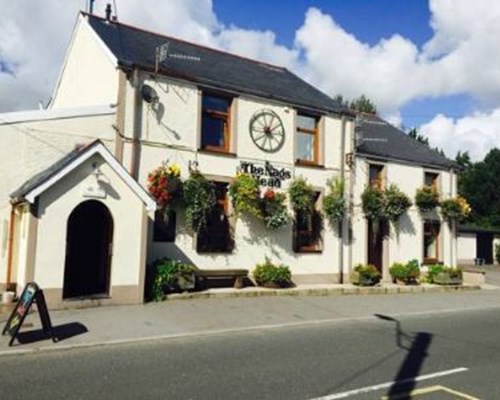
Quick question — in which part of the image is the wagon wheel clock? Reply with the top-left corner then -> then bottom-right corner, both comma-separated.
249,109 -> 285,153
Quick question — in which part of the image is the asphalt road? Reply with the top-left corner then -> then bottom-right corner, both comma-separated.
1,304 -> 500,399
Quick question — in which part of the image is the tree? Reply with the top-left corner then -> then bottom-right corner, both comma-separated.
408,127 -> 429,146
455,151 -> 472,169
349,94 -> 377,114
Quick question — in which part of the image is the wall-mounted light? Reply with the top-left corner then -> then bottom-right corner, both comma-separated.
141,84 -> 159,104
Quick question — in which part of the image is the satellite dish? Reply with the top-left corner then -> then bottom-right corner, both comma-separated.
141,84 -> 159,104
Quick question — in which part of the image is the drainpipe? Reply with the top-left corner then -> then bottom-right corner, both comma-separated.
5,204 -> 17,290
130,68 -> 141,179
339,115 -> 347,283
348,116 -> 357,276
450,168 -> 456,266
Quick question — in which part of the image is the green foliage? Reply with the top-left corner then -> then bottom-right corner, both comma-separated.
349,94 -> 377,114
183,171 -> 217,231
261,189 -> 289,229
147,258 -> 196,301
458,148 -> 500,227
229,173 -> 262,218
389,259 -> 420,284
361,186 -> 385,221
425,265 -> 463,284
288,177 -> 315,212
253,258 -> 292,288
407,127 -> 429,146
384,184 -> 412,223
322,177 -> 346,224
415,186 -> 440,213
350,264 -> 381,286
440,198 -> 463,222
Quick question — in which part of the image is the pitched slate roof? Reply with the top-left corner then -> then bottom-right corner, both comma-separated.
85,13 -> 347,115
356,114 -> 457,170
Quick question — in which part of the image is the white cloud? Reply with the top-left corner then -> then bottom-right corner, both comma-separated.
420,108 -> 500,161
1,0 -> 500,159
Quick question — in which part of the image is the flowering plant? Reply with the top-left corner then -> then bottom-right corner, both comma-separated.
183,171 -> 217,231
384,184 -> 412,223
440,196 -> 471,222
228,172 -> 262,218
415,186 -> 440,213
322,177 -> 346,224
147,162 -> 182,216
261,189 -> 289,229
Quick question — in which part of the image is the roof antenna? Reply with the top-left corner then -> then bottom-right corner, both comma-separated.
88,0 -> 95,14
105,3 -> 112,21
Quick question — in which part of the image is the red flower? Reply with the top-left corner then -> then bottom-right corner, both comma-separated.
264,189 -> 275,200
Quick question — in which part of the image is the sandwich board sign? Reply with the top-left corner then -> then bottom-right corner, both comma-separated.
2,282 -> 56,346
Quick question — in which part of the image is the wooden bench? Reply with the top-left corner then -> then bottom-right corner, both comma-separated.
195,269 -> 249,289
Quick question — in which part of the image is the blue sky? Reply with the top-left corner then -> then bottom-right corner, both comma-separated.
214,0 -> 469,129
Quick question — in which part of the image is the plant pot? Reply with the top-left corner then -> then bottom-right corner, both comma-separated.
2,291 -> 15,304
351,272 -> 378,286
177,273 -> 196,291
262,281 -> 284,289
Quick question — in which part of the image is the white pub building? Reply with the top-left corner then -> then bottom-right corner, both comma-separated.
0,12 -> 459,307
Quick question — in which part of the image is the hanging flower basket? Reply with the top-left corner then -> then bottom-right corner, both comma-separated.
147,162 -> 182,217
228,172 -> 262,219
261,189 -> 289,229
415,187 -> 440,213
361,185 -> 385,221
384,184 -> 412,224
182,170 -> 217,232
440,196 -> 471,223
322,177 -> 346,224
288,177 -> 315,213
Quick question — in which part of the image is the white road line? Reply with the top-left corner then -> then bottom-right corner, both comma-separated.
309,367 -> 469,400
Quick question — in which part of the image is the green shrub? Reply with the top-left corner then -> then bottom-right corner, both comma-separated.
253,258 -> 292,288
425,264 -> 445,283
146,258 -> 196,301
389,259 -> 420,284
425,265 -> 462,284
350,264 -> 381,286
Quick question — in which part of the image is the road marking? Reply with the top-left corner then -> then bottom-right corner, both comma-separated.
381,384 -> 480,400
309,367 -> 469,400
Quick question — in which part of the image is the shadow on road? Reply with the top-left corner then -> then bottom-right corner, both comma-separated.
375,314 -> 433,399
15,322 -> 88,344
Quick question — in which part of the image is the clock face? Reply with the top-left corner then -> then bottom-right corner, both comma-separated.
249,109 -> 285,153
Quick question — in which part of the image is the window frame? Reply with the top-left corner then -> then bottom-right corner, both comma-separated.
293,191 -> 323,253
200,93 -> 232,153
369,163 -> 385,190
424,171 -> 439,192
423,220 -> 441,264
295,113 -> 320,166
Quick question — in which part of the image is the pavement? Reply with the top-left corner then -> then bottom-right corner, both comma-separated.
0,279 -> 497,356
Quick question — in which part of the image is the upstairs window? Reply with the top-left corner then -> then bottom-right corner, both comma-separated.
369,164 -> 385,190
296,113 -> 319,165
293,191 -> 323,253
424,172 -> 439,192
197,182 -> 234,253
201,93 -> 232,152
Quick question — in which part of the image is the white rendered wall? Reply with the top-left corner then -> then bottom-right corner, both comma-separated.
457,233 -> 476,264
50,15 -> 118,109
33,154 -> 145,292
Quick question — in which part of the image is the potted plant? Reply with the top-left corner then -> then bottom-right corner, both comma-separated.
415,187 -> 439,213
147,162 -> 182,218
253,258 -> 293,288
322,177 -> 346,225
228,172 -> 262,219
389,259 -> 420,285
147,258 -> 197,301
182,170 -> 217,231
426,264 -> 463,285
350,264 -> 381,286
261,189 -> 289,229
440,196 -> 471,223
384,184 -> 412,228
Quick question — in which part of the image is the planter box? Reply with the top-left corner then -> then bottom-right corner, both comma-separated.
350,272 -> 379,287
433,272 -> 463,285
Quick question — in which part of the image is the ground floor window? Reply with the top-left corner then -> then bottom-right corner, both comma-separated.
293,192 -> 323,252
153,210 -> 176,242
197,181 -> 234,253
423,220 -> 440,263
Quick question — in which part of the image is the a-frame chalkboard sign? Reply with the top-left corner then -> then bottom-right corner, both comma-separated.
2,282 -> 56,346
